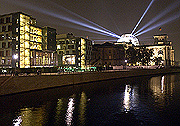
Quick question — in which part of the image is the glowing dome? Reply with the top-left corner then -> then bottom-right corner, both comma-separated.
117,33 -> 139,46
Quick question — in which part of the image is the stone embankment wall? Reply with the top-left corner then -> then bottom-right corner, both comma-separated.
0,68 -> 179,96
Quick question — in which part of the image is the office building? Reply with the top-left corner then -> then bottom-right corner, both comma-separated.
0,12 -> 57,68
56,33 -> 92,70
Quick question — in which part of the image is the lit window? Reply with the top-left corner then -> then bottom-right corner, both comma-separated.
8,59 -> 11,65
1,59 -> 5,64
16,28 -> 18,32
57,45 -> 60,49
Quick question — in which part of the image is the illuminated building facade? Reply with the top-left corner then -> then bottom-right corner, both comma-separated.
0,12 -> 57,68
90,42 -> 125,68
134,34 -> 175,66
56,33 -> 92,70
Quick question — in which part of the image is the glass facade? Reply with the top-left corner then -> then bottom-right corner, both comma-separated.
56,33 -> 92,70
19,14 -> 31,68
0,12 -> 57,68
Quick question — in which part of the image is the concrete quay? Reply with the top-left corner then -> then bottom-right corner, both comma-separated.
0,68 -> 180,96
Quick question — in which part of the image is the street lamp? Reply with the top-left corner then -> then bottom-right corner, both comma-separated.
13,54 -> 18,60
13,54 -> 18,76
125,60 -> 127,70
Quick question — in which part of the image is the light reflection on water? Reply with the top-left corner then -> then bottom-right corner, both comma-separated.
0,74 -> 180,125
13,105 -> 47,126
149,75 -> 175,109
78,92 -> 87,126
55,98 -> 64,125
66,97 -> 75,126
123,85 -> 131,112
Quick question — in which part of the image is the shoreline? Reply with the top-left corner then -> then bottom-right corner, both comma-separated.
1,68 -> 180,96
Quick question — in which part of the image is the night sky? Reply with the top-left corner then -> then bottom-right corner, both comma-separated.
1,0 -> 180,60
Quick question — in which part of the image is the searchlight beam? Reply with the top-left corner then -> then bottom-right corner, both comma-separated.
131,0 -> 155,35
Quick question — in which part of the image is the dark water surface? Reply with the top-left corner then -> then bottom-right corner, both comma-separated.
1,73 -> 180,126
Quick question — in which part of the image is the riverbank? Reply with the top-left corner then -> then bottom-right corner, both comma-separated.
1,68 -> 180,96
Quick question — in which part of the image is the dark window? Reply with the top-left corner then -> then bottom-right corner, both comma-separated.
0,18 -> 4,24
2,26 -> 6,32
8,42 -> 11,48
6,34 -> 9,40
72,50 -> 76,54
59,51 -> 63,55
0,51 -> 4,56
68,45 -> 74,49
6,17 -> 10,23
6,50 -> 10,56
158,50 -> 163,55
2,42 -> 6,48
59,41 -> 65,44
8,25 -> 12,31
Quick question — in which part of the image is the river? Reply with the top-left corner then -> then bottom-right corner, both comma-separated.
0,73 -> 180,125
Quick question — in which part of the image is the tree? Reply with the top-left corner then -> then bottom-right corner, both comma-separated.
136,47 -> 153,66
126,47 -> 137,65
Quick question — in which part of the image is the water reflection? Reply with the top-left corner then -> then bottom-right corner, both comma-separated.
123,85 -> 131,112
123,84 -> 139,113
161,76 -> 164,93
13,116 -> 22,126
66,97 -> 75,126
13,105 -> 47,126
1,74 -> 178,126
78,92 -> 87,125
149,75 -> 175,108
55,98 -> 64,125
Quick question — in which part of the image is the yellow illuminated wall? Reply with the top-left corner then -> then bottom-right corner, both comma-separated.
20,14 -> 30,68
146,45 -> 174,66
30,26 -> 42,50
81,38 -> 86,69
19,14 -> 43,68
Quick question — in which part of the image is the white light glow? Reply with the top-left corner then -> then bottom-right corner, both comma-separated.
124,85 -> 131,111
63,55 -> 76,65
13,116 -> 22,126
13,54 -> 18,59
66,98 -> 75,126
117,34 -> 139,46
161,76 -> 165,93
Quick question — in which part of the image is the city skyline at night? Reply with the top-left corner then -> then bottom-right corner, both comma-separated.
1,0 -> 180,60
